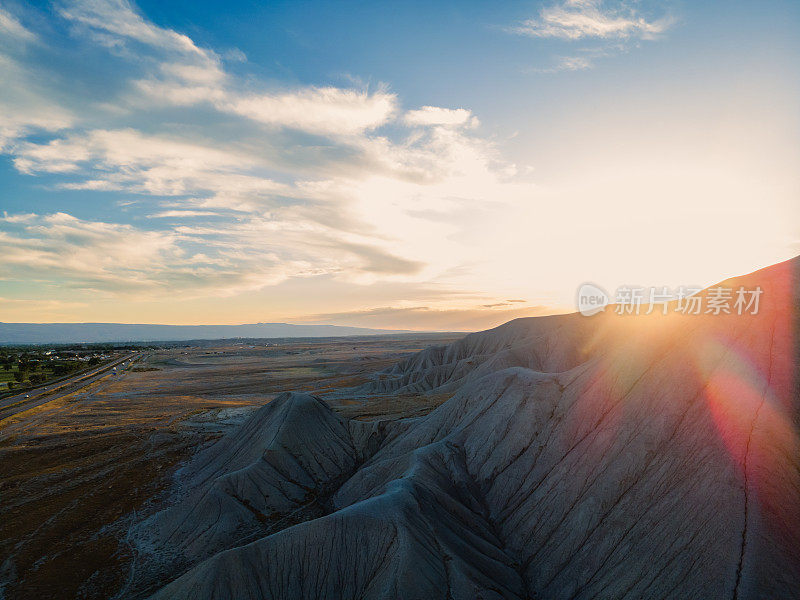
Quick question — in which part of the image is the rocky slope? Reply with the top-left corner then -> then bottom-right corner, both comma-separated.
139,256 -> 800,599
133,393 -> 402,573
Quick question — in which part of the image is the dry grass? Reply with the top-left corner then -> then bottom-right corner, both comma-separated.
0,335 -> 460,599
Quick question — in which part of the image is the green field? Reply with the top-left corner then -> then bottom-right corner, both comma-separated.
0,360 -> 98,391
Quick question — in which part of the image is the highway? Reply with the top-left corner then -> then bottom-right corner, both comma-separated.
0,352 -> 139,420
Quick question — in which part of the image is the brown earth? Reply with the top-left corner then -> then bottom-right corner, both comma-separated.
0,335 -> 459,600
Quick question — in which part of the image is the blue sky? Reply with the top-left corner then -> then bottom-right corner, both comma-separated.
1,0 -> 799,328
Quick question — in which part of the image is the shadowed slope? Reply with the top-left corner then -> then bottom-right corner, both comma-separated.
144,256 -> 800,600
351,313 -> 597,396
133,393 -> 367,579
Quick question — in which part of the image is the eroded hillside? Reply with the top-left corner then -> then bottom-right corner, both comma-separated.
136,257 -> 800,599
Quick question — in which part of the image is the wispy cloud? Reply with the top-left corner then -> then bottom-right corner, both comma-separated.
0,0 -> 792,329
0,7 -> 36,42
149,210 -> 221,218
0,211 -> 426,298
404,106 -> 478,128
0,10 -> 73,148
223,87 -> 398,136
58,0 -> 212,56
13,128 -> 284,198
0,212 -> 182,293
513,0 -> 672,41
530,54 -> 596,73
58,0 -> 397,137
133,76 -> 399,136
0,0 -> 537,314
510,1 -> 674,73
301,304 -> 561,332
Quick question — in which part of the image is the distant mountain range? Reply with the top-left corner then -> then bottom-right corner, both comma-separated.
0,322 -> 416,344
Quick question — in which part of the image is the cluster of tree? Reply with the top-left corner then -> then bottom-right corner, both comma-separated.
1,343 -> 130,356
10,353 -> 43,386
51,361 -> 84,377
2,354 -> 16,372
0,349 -> 104,392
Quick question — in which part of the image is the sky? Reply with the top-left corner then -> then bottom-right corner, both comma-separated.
0,0 -> 798,330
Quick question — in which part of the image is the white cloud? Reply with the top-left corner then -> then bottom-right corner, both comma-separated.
404,106 -> 478,128
0,207 -> 430,299
1,212 -> 38,223
13,128 -> 286,198
0,0 -> 530,304
0,45 -> 74,149
0,212 -> 179,290
58,1 -> 396,137
555,55 -> 594,70
223,87 -> 397,136
160,61 -> 226,85
513,0 -> 672,41
531,54 -> 596,73
58,0 -> 210,56
0,212 -> 301,296
150,210 -> 221,218
132,67 -> 397,136
0,0 -> 793,329
0,7 -> 36,42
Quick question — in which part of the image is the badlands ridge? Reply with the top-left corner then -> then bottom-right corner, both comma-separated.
132,257 -> 800,599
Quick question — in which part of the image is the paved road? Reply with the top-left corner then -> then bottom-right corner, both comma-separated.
0,353 -> 139,420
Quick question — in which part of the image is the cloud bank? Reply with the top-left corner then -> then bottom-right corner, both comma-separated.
0,0 -> 525,315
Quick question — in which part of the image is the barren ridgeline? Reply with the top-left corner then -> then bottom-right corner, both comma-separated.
0,336 -> 456,599
1,259 -> 798,599
2,1 -> 798,598
96,257 -> 800,599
